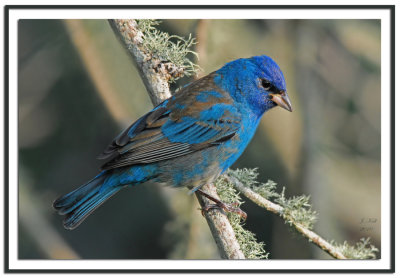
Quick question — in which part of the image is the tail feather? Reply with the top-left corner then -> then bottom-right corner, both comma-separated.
53,172 -> 121,230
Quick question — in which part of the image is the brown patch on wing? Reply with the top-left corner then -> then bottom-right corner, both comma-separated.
98,106 -> 169,160
126,128 -> 162,142
168,73 -> 233,121
145,106 -> 169,125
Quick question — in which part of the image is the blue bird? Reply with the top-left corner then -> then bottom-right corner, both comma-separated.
53,55 -> 292,229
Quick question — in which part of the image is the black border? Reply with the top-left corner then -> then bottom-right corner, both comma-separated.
4,4 -> 395,274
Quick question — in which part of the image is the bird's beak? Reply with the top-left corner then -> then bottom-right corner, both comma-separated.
270,91 -> 293,112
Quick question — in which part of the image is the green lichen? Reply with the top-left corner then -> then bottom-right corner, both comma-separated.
331,237 -> 379,259
136,19 -> 200,81
224,168 -> 380,259
215,175 -> 268,259
227,168 -> 317,230
274,188 -> 318,230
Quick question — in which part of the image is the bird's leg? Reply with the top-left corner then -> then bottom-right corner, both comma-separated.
196,189 -> 247,220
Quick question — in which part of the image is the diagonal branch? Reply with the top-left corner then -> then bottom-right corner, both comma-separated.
108,19 -> 245,259
108,19 -> 172,106
224,174 -> 348,259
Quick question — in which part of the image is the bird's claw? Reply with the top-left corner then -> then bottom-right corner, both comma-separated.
200,200 -> 247,220
197,189 -> 247,220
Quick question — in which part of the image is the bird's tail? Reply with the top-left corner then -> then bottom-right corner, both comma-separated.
53,171 -> 121,230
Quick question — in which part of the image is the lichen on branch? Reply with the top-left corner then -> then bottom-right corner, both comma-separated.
222,168 -> 379,260
137,19 -> 200,81
332,237 -> 379,259
215,176 -> 268,259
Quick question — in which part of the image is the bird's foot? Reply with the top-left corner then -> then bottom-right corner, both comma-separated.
197,189 -> 247,220
201,202 -> 247,220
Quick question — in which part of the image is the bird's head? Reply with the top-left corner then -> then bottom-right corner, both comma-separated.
216,55 -> 292,116
250,55 -> 292,113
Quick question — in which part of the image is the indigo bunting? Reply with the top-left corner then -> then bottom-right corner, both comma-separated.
53,55 -> 292,229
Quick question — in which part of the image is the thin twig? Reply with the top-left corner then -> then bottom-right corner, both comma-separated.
109,19 -> 245,259
225,174 -> 348,259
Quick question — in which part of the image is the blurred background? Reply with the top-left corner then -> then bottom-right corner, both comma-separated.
18,19 -> 381,259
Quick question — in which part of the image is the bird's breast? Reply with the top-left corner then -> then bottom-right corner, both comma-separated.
217,115 -> 260,172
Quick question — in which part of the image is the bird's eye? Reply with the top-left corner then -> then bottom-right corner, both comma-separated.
261,79 -> 272,91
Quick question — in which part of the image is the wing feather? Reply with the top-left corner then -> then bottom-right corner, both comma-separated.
98,76 -> 240,170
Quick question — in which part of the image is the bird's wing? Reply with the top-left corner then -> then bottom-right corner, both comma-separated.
98,87 -> 241,170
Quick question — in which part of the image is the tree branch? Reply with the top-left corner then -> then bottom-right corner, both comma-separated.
108,19 -> 245,259
108,19 -> 172,106
224,174 -> 348,259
